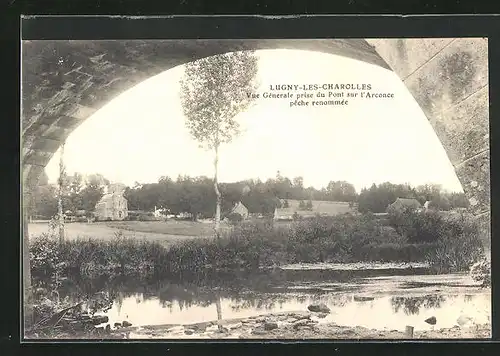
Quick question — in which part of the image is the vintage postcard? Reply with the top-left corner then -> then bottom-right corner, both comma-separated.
21,37 -> 491,340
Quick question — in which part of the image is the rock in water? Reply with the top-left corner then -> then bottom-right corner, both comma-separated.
316,313 -> 329,319
293,319 -> 312,329
424,316 -> 437,325
252,329 -> 268,335
353,296 -> 375,302
307,303 -> 331,313
457,315 -> 473,327
191,322 -> 211,332
264,322 -> 278,331
91,315 -> 109,325
184,329 -> 194,335
122,320 -> 133,327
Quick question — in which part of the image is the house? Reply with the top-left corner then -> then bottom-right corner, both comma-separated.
228,201 -> 249,219
386,197 -> 422,214
94,183 -> 128,221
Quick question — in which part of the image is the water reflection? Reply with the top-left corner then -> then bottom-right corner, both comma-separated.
35,266 -> 490,333
391,295 -> 446,315
97,289 -> 490,332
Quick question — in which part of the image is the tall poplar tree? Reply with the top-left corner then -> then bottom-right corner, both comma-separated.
180,51 -> 259,237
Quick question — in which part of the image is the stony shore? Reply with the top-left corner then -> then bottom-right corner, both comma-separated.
98,310 -> 490,340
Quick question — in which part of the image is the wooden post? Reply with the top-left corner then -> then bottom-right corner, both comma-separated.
216,295 -> 223,332
405,325 -> 414,338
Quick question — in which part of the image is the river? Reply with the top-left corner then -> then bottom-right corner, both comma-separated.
54,262 -> 490,338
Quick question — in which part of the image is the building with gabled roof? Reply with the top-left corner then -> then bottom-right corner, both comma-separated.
386,197 -> 422,213
228,201 -> 249,219
94,183 -> 128,221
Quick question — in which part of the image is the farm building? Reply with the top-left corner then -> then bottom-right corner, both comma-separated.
94,183 -> 128,221
228,201 -> 249,219
274,199 -> 356,220
386,197 -> 422,214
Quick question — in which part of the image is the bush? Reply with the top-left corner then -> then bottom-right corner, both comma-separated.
286,214 -> 384,263
426,231 -> 484,273
470,258 -> 491,286
388,209 -> 444,243
138,213 -> 156,221
355,242 -> 437,262
227,213 -> 243,225
30,234 -> 61,276
29,210 -> 484,281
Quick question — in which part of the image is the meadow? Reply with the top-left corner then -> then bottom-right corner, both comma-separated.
276,199 -> 355,218
29,210 -> 486,282
104,220 -> 222,237
28,220 -> 212,247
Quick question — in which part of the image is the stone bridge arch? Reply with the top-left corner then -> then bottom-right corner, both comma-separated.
21,38 -> 490,241
21,38 -> 490,328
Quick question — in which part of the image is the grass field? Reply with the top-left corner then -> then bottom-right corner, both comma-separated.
276,199 -> 355,217
27,220 -> 221,247
104,220 -> 221,237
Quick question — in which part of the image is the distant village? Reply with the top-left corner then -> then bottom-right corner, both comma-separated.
28,170 -> 470,225
66,186 -> 466,225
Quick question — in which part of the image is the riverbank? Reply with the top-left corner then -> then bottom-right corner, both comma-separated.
32,310 -> 490,340
29,211 -> 486,283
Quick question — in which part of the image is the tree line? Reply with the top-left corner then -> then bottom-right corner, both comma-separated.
27,169 -> 469,220
124,172 -> 360,220
26,171 -> 110,220
357,182 -> 469,213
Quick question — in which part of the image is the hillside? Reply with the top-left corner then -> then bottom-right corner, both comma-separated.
276,199 -> 356,217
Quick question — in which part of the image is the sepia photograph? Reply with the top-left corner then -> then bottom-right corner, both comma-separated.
21,37 -> 491,340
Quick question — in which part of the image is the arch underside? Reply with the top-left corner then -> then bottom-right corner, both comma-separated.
21,38 -> 490,247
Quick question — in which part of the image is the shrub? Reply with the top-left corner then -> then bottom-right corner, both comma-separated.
424,212 -> 484,272
30,234 -> 61,276
138,213 -> 156,221
389,209 -> 444,243
227,213 -> 243,225
470,257 -> 491,286
355,242 -> 437,262
29,209 -> 484,281
426,231 -> 484,273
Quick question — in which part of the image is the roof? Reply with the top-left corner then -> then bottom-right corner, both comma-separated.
391,198 -> 422,208
230,201 -> 248,214
97,192 -> 127,203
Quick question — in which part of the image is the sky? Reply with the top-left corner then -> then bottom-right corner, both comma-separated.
44,48 -> 464,193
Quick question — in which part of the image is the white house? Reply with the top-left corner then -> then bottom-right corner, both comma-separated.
228,201 -> 249,219
94,183 -> 128,221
